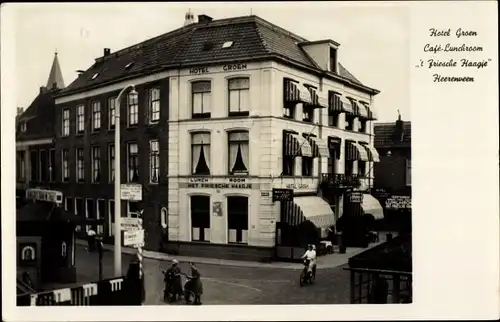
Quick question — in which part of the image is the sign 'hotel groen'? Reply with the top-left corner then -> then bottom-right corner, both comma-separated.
188,63 -> 248,75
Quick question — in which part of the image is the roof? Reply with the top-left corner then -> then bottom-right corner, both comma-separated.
46,52 -> 65,89
17,202 -> 104,224
16,89 -> 59,141
58,15 -> 378,96
374,121 -> 411,148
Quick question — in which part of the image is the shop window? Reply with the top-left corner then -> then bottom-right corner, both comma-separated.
228,78 -> 250,116
191,132 -> 211,175
192,81 -> 211,119
190,195 -> 210,242
227,196 -> 249,244
228,131 -> 249,174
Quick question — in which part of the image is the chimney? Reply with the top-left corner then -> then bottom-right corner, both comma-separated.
393,110 -> 404,142
104,48 -> 111,56
17,107 -> 24,116
40,86 -> 47,94
198,14 -> 213,24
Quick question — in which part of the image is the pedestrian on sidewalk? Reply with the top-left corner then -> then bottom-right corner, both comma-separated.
164,259 -> 183,302
185,262 -> 203,305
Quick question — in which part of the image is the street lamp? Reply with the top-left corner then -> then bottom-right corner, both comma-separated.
114,84 -> 138,277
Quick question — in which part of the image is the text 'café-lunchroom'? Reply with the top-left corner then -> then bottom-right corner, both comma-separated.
17,13 -> 384,261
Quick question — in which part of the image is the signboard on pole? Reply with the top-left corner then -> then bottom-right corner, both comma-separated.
124,229 -> 145,246
120,184 -> 142,201
121,217 -> 139,231
272,188 -> 293,202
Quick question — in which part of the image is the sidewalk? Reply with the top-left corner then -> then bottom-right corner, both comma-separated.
76,239 -> 382,270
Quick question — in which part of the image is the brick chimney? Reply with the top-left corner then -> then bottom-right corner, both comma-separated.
40,86 -> 47,94
198,14 -> 213,24
104,48 -> 111,56
17,107 -> 24,116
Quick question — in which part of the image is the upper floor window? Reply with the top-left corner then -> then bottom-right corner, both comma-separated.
149,140 -> 159,183
92,101 -> 101,131
62,149 -> 69,182
283,79 -> 297,119
191,132 -> 211,175
228,131 -> 249,174
329,47 -> 338,73
127,143 -> 139,182
192,81 -> 211,119
76,147 -> 85,183
20,121 -> 27,132
108,97 -> 116,129
62,108 -> 70,136
108,144 -> 115,183
406,159 -> 411,186
16,151 -> 26,182
91,146 -> 101,183
76,105 -> 85,133
149,88 -> 160,123
49,149 -> 55,182
228,78 -> 250,116
127,93 -> 139,126
345,114 -> 355,131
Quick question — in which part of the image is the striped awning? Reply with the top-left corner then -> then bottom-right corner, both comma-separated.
361,194 -> 384,220
298,84 -> 313,104
341,97 -> 354,114
346,141 -> 369,161
365,104 -> 378,120
284,132 -> 313,157
306,136 -> 330,158
317,91 -> 329,108
356,102 -> 369,118
284,80 -> 300,103
307,88 -> 328,108
281,196 -> 335,229
328,92 -> 343,113
361,143 -> 380,162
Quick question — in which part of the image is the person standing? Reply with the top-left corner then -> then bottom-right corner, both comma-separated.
186,262 -> 203,305
164,259 -> 183,302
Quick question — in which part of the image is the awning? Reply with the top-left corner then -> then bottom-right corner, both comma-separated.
356,102 -> 369,118
308,88 -> 328,108
306,136 -> 330,158
281,196 -> 335,229
317,91 -> 329,108
341,97 -> 354,114
346,141 -> 369,161
361,194 -> 384,220
298,84 -> 312,104
283,132 -> 313,157
328,92 -> 343,113
362,103 -> 377,120
361,143 -> 380,162
284,79 -> 300,103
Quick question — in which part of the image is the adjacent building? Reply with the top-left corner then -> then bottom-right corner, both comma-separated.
373,114 -> 411,231
48,12 -> 384,260
16,52 -> 65,204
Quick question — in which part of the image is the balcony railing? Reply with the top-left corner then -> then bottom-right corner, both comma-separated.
320,173 -> 362,189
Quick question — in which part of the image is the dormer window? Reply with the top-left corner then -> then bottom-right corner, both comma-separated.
91,72 -> 99,80
329,47 -> 338,73
222,41 -> 234,48
20,121 -> 27,132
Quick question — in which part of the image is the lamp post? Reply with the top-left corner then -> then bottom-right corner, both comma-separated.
114,84 -> 138,277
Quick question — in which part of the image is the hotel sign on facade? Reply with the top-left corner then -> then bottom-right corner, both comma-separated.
188,63 -> 248,75
185,177 -> 253,189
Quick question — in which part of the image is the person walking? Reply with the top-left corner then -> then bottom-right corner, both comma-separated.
164,259 -> 183,302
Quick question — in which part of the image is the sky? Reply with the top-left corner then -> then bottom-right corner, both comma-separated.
14,2 -> 410,122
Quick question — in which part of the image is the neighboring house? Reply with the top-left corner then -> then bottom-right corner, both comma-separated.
373,114 -> 411,231
16,52 -> 65,203
51,12 -> 382,260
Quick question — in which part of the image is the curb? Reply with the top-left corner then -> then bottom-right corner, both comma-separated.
75,239 -> 354,270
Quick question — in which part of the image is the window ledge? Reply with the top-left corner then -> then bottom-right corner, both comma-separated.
192,113 -> 211,119
229,111 -> 250,117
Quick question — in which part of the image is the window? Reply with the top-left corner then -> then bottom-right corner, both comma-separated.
192,81 -> 211,118
283,79 -> 296,119
128,201 -> 141,218
91,146 -> 101,183
302,105 -> 314,123
345,115 -> 355,131
85,198 -> 95,232
75,198 -> 84,218
227,196 -> 249,244
149,88 -> 160,122
108,97 -> 116,129
92,101 -> 101,131
359,119 -> 367,133
327,154 -> 337,174
77,105 -> 85,133
108,144 -> 115,182
109,200 -> 115,236
406,159 -> 411,186
65,197 -> 73,212
345,160 -> 354,175
76,147 -> 85,183
191,132 -> 211,175
62,149 -> 69,182
127,143 -> 139,182
62,108 -> 70,136
150,140 -> 159,183
330,47 -> 338,73
228,131 -> 249,174
30,150 -> 38,181
329,112 -> 339,127
97,199 -> 105,235
39,150 -> 48,182
282,132 -> 295,176
301,156 -> 313,177
228,78 -> 250,116
191,196 -> 210,242
17,151 -> 26,182
20,121 -> 27,132
128,93 -> 139,126
49,149 -> 55,182
358,161 -> 366,177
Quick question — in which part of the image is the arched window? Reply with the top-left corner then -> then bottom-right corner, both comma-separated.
191,132 -> 211,175
228,131 -> 249,174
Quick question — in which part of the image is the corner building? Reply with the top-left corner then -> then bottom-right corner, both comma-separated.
167,15 -> 383,260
